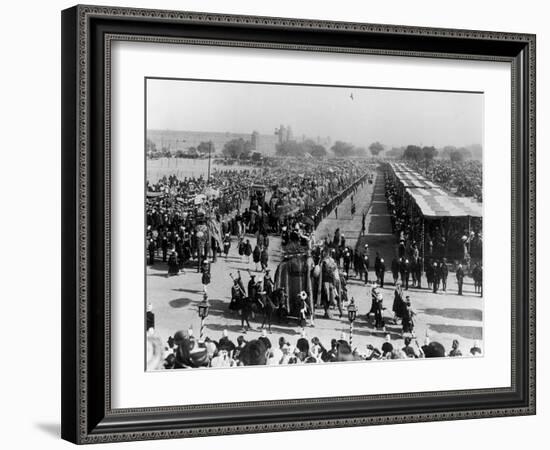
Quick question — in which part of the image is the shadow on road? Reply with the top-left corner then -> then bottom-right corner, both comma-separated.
169,298 -> 194,308
420,307 -> 482,322
428,323 -> 482,340
172,287 -> 203,294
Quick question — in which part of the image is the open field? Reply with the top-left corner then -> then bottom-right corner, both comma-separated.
147,158 -> 258,183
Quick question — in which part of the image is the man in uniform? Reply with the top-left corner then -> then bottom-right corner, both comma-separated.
456,264 -> 465,295
391,256 -> 399,285
148,238 -> 156,266
160,230 -> 169,262
362,244 -> 370,284
432,261 -> 440,294
440,258 -> 449,292
415,257 -> 423,289
201,260 -> 211,294
222,233 -> 231,258
247,273 -> 258,302
260,245 -> 269,272
374,252 -> 382,285
263,269 -> 274,298
378,258 -> 386,288
400,258 -> 410,290
342,247 -> 351,280
229,277 -> 245,312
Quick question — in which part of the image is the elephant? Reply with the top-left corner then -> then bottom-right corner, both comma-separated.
274,251 -> 315,325
316,254 -> 344,319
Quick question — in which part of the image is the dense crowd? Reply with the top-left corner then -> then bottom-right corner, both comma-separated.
145,160 -> 374,271
408,160 -> 483,202
145,325 -> 483,370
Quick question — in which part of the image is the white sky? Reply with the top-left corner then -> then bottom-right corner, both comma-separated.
146,78 -> 483,149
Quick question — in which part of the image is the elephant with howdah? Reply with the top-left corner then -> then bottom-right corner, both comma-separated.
274,247 -> 344,324
274,250 -> 315,325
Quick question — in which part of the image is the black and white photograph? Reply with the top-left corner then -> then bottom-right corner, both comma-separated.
145,78 -> 484,370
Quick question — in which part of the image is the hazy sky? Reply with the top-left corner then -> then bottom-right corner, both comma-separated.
146,78 -> 483,148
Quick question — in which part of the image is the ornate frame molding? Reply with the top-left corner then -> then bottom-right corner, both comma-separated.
62,5 -> 536,444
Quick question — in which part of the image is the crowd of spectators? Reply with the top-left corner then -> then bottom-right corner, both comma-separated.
145,160 -> 374,270
146,325 -> 483,370
408,159 -> 483,202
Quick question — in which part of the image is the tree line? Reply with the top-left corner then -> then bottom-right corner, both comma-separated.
386,144 -> 482,162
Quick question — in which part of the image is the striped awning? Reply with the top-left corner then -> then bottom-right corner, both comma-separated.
406,187 -> 447,197
395,171 -> 439,189
407,189 -> 482,218
389,162 -> 411,172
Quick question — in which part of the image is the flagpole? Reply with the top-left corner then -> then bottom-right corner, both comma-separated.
207,141 -> 212,182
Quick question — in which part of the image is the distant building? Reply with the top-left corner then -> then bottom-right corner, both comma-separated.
251,131 -> 260,151
275,125 -> 294,145
147,129 -> 278,156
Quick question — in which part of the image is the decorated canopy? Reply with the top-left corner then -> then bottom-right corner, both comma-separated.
394,171 -> 439,189
406,188 -> 482,218
389,162 -> 412,173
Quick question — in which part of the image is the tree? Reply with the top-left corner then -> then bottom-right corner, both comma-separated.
386,147 -> 405,159
198,141 -> 214,155
222,138 -> 252,159
403,145 -> 423,161
309,144 -> 327,159
276,141 -> 306,158
450,147 -> 472,162
466,143 -> 483,160
146,138 -> 157,154
368,141 -> 384,156
251,151 -> 262,162
174,149 -> 186,158
440,145 -> 457,159
331,140 -> 355,158
422,146 -> 438,161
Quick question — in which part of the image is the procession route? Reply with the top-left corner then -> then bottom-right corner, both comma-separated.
147,167 -> 483,362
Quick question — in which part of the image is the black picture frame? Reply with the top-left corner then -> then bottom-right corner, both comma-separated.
61,4 -> 536,444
